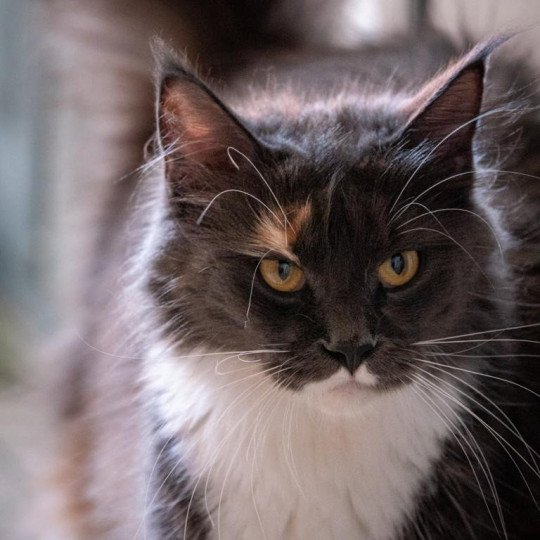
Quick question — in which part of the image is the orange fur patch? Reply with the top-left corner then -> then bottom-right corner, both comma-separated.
251,202 -> 312,261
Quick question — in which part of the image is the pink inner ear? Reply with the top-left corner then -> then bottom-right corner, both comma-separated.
160,85 -> 219,162
159,79 -> 256,168
399,37 -> 499,153
403,59 -> 484,147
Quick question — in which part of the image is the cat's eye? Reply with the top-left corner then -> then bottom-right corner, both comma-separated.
259,259 -> 306,293
378,250 -> 419,288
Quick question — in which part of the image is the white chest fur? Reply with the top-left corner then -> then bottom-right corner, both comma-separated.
144,344 -> 453,540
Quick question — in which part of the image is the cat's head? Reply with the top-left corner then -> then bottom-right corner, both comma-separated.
145,40 -> 507,414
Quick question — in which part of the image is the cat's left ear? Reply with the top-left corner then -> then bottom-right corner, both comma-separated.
402,36 -> 509,163
156,56 -> 261,182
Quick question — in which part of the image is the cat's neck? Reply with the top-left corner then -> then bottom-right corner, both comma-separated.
144,341 -> 455,540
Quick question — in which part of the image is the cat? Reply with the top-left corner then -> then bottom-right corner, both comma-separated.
52,3 -> 540,540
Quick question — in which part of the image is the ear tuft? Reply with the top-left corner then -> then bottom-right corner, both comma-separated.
151,37 -> 194,88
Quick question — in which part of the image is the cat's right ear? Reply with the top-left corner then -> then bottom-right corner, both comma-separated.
401,35 -> 510,164
155,50 -> 261,187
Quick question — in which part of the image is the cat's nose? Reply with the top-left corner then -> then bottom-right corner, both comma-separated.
321,340 -> 375,375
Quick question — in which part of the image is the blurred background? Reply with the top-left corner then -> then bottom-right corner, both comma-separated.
0,0 -> 537,537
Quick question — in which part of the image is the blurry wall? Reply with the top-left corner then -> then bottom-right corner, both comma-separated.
0,0 -> 43,372
430,0 -> 540,66
43,0 -> 195,321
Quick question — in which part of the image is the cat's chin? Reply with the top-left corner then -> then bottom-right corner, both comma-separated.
298,365 -> 381,416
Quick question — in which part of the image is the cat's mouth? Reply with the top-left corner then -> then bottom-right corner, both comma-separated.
299,365 -> 381,414
327,369 -> 379,400
329,379 -> 373,395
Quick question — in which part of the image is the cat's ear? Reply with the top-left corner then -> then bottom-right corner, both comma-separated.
402,36 -> 508,161
156,56 -> 260,180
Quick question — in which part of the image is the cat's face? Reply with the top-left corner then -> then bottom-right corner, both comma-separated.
147,44 -> 500,413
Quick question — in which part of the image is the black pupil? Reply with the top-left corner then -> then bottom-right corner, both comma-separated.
278,261 -> 291,280
391,254 -> 405,274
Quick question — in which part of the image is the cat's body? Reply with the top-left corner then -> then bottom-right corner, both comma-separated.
53,5 -> 540,540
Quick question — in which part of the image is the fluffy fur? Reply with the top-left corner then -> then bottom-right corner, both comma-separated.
145,343 -> 456,539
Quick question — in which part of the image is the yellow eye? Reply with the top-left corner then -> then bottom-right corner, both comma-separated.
259,259 -> 305,292
378,250 -> 419,288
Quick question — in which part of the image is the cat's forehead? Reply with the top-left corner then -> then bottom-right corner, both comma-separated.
247,171 -> 391,266
240,140 -> 414,258
252,101 -> 404,161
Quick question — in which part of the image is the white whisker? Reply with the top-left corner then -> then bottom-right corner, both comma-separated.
413,321 -> 540,344
196,189 -> 282,226
227,147 -> 290,236
409,379 -> 505,536
391,170 -> 475,225
244,250 -> 274,327
414,356 -> 540,400
396,206 -> 504,257
415,338 -> 540,346
416,373 -> 540,484
415,364 -> 540,471
389,106 -> 521,217
399,226 -> 494,285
